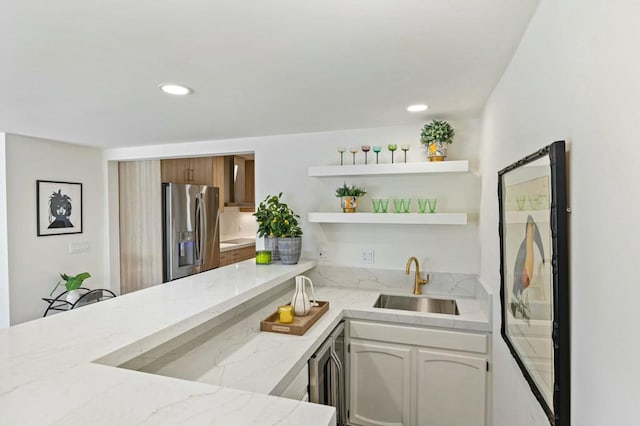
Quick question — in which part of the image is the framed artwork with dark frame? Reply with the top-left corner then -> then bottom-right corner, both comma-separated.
497,141 -> 570,426
36,180 -> 83,236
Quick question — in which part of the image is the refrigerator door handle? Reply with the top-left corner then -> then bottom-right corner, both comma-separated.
199,193 -> 208,267
194,196 -> 201,263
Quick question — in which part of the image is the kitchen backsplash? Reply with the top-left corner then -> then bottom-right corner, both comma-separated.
219,207 -> 256,240
306,265 -> 491,318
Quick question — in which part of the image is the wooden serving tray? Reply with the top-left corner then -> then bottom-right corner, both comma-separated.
260,301 -> 329,336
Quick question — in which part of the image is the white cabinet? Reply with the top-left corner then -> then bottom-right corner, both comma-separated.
348,320 -> 489,426
415,349 -> 486,426
349,340 -> 412,426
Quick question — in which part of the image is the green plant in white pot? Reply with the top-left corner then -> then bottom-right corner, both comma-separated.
50,272 -> 91,305
335,183 -> 367,213
420,120 -> 455,161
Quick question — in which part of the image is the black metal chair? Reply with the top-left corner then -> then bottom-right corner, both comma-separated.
42,287 -> 116,317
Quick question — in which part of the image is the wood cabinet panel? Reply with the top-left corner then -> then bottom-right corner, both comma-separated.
189,157 -> 213,185
161,157 -> 214,186
244,159 -> 255,203
212,156 -> 226,213
219,245 -> 256,267
119,161 -> 163,294
161,158 -> 190,184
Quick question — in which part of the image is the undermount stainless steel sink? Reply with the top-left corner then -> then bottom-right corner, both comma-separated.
374,294 -> 459,315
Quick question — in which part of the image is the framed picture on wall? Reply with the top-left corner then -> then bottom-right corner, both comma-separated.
36,180 -> 83,236
497,141 -> 570,426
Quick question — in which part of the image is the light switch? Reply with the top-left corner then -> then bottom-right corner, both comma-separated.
69,241 -> 90,254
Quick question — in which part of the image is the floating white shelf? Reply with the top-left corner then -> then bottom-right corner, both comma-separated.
308,160 -> 469,177
308,212 -> 468,225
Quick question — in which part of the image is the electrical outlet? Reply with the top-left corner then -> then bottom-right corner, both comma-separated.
361,249 -> 374,264
318,249 -> 329,262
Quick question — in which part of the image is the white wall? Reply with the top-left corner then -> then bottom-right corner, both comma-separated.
5,134 -> 105,325
0,133 -> 10,327
480,0 -> 640,424
106,122 -> 481,274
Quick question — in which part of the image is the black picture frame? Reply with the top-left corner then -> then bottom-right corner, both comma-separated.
497,141 -> 569,426
36,180 -> 83,236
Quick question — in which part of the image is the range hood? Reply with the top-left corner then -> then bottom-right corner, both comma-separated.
224,155 -> 254,209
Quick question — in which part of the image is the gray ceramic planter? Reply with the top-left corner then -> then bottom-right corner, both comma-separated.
264,236 -> 280,261
277,236 -> 302,265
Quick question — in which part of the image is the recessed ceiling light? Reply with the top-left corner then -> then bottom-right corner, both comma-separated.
407,104 -> 429,112
159,83 -> 193,96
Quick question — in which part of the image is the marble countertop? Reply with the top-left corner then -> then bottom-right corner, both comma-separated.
220,237 -> 256,252
102,264 -> 491,402
0,260 -> 490,425
0,260 -> 335,426
125,280 -> 491,398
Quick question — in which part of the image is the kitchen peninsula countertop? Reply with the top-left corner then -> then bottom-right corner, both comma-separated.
0,260 -> 491,425
130,283 -> 490,398
0,260 -> 335,426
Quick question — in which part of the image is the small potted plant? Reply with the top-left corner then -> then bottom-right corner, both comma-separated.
50,272 -> 91,305
335,183 -> 367,213
253,193 -> 303,264
420,120 -> 455,162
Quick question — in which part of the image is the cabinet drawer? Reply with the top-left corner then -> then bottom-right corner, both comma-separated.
219,251 -> 230,266
349,320 -> 487,354
240,246 -> 256,259
219,246 -> 255,266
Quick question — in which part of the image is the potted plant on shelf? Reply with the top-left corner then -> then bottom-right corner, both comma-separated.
50,272 -> 91,305
420,120 -> 455,162
335,183 -> 367,213
253,193 -> 303,264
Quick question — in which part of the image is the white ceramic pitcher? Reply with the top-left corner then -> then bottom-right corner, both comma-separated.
291,275 -> 317,316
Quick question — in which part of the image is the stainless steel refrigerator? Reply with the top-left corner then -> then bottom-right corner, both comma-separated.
162,183 -> 220,282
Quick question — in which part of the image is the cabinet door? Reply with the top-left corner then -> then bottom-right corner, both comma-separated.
416,349 -> 486,426
119,161 -> 163,294
212,156 -> 226,213
161,158 -> 190,184
350,340 -> 412,426
244,159 -> 255,203
189,157 -> 213,185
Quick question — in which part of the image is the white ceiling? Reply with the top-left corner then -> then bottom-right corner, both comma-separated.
0,0 -> 539,148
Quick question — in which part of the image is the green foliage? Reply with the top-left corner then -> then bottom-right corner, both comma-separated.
335,183 -> 367,197
50,272 -> 91,296
420,120 -> 455,145
253,193 -> 303,238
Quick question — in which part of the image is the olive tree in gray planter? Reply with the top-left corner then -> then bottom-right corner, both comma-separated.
253,193 -> 303,264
